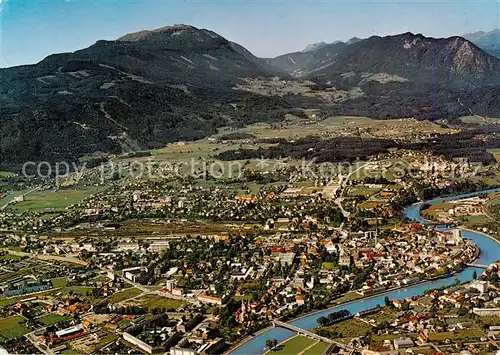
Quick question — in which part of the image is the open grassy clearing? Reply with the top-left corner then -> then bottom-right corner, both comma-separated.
0,253 -> 25,261
269,335 -> 316,355
347,187 -> 381,197
427,329 -> 485,342
234,294 -> 253,302
9,188 -> 102,213
0,171 -> 17,178
126,118 -> 454,175
330,291 -> 363,305
107,287 -> 142,303
477,316 -> 500,326
316,318 -> 373,341
461,215 -> 491,224
39,314 -> 70,326
322,262 -> 335,271
302,341 -> 329,355
51,277 -> 68,288
363,308 -> 399,324
0,190 -> 28,205
220,117 -> 452,142
137,294 -> 184,311
421,202 -> 455,219
0,287 -> 59,307
59,349 -> 82,355
0,316 -> 30,341
460,115 -> 500,125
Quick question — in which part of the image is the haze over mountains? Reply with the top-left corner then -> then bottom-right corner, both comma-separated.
1,24 -> 500,170
463,29 -> 500,59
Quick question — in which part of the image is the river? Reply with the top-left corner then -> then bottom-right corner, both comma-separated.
231,188 -> 500,355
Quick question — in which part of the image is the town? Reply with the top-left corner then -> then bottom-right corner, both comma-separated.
0,117 -> 499,355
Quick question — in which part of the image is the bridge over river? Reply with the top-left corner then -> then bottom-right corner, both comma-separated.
272,320 -> 354,351
466,263 -> 490,269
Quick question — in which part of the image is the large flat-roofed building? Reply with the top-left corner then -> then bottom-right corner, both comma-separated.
197,293 -> 222,305
55,324 -> 83,338
393,338 -> 414,350
123,332 -> 165,354
171,347 -> 198,355
472,308 -> 500,317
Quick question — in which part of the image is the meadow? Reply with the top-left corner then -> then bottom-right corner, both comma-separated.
268,335 -> 325,355
9,187 -> 102,213
0,316 -> 30,341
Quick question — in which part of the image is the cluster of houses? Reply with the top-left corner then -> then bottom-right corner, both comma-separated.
358,262 -> 500,354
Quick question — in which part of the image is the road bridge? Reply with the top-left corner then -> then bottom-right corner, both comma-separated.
467,263 -> 490,269
272,320 -> 353,351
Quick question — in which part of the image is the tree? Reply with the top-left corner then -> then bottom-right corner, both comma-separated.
266,339 -> 278,350
317,316 -> 328,326
384,296 -> 391,307
472,270 -> 478,279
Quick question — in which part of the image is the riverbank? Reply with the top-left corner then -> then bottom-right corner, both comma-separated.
459,226 -> 500,244
223,325 -> 274,355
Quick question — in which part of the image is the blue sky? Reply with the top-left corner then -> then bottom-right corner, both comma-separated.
0,0 -> 498,68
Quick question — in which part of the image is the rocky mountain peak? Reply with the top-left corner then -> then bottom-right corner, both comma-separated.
117,24 -> 220,43
302,42 -> 328,53
346,37 -> 362,45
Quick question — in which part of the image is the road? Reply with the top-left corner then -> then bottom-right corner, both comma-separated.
272,320 -> 353,351
25,330 -> 52,355
330,162 -> 373,218
484,196 -> 499,221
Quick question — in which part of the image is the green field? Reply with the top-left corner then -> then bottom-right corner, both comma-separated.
0,171 -> 17,178
0,316 -> 30,341
462,215 -> 491,224
133,117 -> 453,173
138,294 -> 184,311
347,187 -> 380,197
220,116 -> 451,142
51,277 -> 68,288
270,336 -> 316,354
460,115 -> 500,125
39,314 -> 70,326
0,287 -> 58,307
107,287 -> 142,303
427,329 -> 485,343
0,267 -> 32,283
234,294 -> 253,302
0,190 -> 28,206
60,349 -> 82,355
9,188 -> 101,213
330,291 -> 363,305
0,253 -> 25,261
53,286 -> 94,299
303,341 -> 328,355
322,262 -> 335,271
315,318 -> 372,342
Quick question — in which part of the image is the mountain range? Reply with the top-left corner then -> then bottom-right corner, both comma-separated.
463,29 -> 500,59
1,24 -> 500,170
